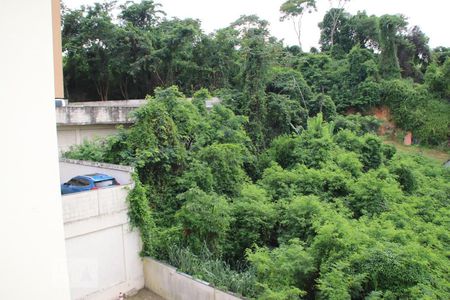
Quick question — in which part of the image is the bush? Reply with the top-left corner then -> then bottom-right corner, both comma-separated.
175,188 -> 231,254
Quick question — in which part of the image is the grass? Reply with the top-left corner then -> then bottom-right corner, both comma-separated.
382,137 -> 449,164
164,245 -> 258,298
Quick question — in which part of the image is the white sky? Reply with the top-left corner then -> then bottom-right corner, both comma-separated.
64,0 -> 450,50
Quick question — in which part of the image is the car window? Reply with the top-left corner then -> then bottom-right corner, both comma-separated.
67,178 -> 90,186
94,180 -> 114,188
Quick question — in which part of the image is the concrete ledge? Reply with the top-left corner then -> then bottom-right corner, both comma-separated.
62,185 -> 131,223
60,158 -> 133,172
56,98 -> 221,126
56,105 -> 138,125
143,257 -> 243,300
67,100 -> 146,107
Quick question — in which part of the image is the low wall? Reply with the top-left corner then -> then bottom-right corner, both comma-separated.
63,186 -> 144,300
55,98 -> 221,153
55,101 -> 140,153
66,100 -> 147,107
57,124 -> 120,153
56,105 -> 138,125
59,158 -> 133,185
61,159 -> 143,300
143,258 -> 243,300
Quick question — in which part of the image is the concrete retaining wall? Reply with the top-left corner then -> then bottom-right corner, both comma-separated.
55,101 -> 141,153
57,124 -> 120,153
56,105 -> 138,125
143,258 -> 243,300
55,98 -> 221,153
59,158 -> 133,185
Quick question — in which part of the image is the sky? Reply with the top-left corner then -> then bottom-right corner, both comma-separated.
65,0 -> 450,50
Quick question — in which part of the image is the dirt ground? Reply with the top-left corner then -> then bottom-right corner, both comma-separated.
383,138 -> 449,164
127,289 -> 165,300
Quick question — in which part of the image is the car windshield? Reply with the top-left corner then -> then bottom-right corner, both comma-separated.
67,178 -> 90,186
94,180 -> 114,188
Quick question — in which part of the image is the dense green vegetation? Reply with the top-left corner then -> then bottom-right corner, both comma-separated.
62,0 -> 449,146
63,1 -> 449,299
66,86 -> 449,299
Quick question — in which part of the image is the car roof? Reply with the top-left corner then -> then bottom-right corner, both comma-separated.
78,173 -> 115,182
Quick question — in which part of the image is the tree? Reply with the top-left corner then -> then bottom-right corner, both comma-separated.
425,57 -> 450,100
397,26 -> 431,82
119,0 -> 164,29
239,17 -> 271,150
348,168 -> 402,217
176,188 -> 231,254
247,239 -> 315,299
379,15 -> 407,79
320,9 -> 380,54
191,88 -> 211,115
265,67 -> 312,137
350,11 -> 380,50
307,93 -> 336,120
266,67 -> 313,108
280,0 -> 317,50
319,8 -> 352,53
81,2 -> 117,100
199,143 -> 249,196
326,0 -> 351,48
266,93 -> 307,138
227,184 -> 277,261
111,25 -> 154,99
153,18 -> 203,89
62,2 -> 117,100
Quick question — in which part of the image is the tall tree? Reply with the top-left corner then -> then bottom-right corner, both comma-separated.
326,0 -> 351,47
319,9 -> 379,54
379,14 -> 407,79
82,2 -> 117,100
238,16 -> 271,150
319,8 -> 352,52
397,26 -> 431,81
119,0 -> 164,29
62,2 -> 117,100
280,0 -> 317,50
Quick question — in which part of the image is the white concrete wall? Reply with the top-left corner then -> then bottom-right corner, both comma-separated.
66,100 -> 147,107
143,258 -> 243,300
56,106 -> 138,125
60,158 -> 133,185
55,98 -> 221,154
58,124 -> 119,153
63,186 -> 144,300
0,0 -> 71,299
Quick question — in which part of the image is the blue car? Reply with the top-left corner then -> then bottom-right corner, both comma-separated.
61,173 -> 119,195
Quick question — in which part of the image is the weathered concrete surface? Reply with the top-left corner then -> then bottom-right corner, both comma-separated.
56,98 -> 221,153
56,105 -> 138,125
57,124 -> 121,153
67,100 -> 147,107
62,160 -> 144,300
56,98 -> 221,125
143,258 -> 243,300
205,97 -> 221,110
128,289 -> 165,300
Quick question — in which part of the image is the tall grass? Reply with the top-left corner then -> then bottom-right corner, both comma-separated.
165,245 -> 258,298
